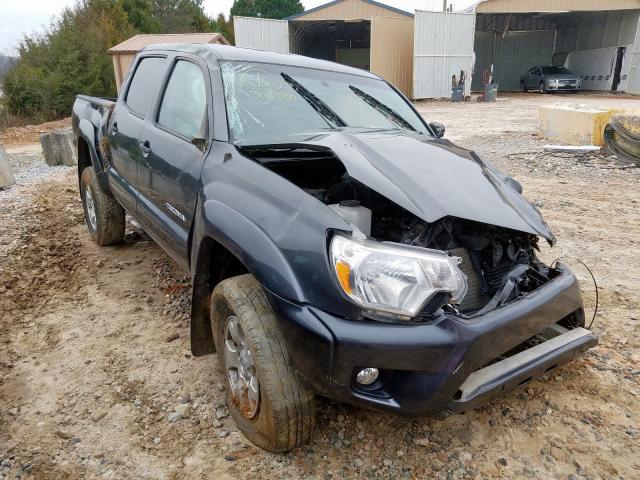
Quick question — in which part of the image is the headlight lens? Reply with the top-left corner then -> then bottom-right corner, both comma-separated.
330,235 -> 467,317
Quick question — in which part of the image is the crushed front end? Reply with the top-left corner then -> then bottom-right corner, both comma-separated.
241,139 -> 598,416
268,259 -> 597,416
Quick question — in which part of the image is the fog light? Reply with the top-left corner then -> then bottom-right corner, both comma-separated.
356,368 -> 379,385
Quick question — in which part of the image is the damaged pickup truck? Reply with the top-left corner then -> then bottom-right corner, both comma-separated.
72,44 -> 598,452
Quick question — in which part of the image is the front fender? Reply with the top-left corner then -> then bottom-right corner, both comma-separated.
189,197 -> 308,356
196,199 -> 306,302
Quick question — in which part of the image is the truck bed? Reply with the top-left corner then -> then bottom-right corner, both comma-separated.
71,95 -> 116,143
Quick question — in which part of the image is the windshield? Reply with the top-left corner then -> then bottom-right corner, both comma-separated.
541,66 -> 572,75
220,61 -> 428,144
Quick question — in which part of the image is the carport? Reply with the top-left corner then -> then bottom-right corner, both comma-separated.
234,0 -> 416,97
289,19 -> 372,70
468,0 -> 640,93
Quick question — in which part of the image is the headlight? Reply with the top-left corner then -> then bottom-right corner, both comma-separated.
548,79 -> 558,84
330,235 -> 467,318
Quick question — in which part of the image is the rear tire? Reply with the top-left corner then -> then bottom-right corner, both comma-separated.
80,166 -> 125,246
211,274 -> 316,452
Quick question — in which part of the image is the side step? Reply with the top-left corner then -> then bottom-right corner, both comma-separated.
448,326 -> 598,413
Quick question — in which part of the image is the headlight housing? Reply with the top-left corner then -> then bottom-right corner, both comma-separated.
330,234 -> 467,318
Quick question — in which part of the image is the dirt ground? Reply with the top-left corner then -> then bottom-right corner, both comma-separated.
1,93 -> 639,480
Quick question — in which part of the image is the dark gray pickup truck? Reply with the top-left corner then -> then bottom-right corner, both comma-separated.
72,44 -> 597,452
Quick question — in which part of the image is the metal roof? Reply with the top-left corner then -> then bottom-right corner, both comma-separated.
108,33 -> 229,54
285,0 -> 413,20
467,0 -> 640,13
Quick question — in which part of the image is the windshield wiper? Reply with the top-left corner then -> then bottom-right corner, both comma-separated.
349,85 -> 416,132
281,73 -> 347,128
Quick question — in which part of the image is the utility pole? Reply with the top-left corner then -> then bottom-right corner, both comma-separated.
442,0 -> 447,11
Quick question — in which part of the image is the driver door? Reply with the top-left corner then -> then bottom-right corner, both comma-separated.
528,67 -> 542,89
136,56 -> 211,269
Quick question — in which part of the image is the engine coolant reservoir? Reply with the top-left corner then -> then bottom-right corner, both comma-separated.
329,200 -> 372,237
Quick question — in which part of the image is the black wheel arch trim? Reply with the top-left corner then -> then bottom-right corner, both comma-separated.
189,198 -> 307,356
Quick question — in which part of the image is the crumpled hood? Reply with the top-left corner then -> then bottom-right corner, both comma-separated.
285,130 -> 555,242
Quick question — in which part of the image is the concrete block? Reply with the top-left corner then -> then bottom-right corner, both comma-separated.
40,127 -> 77,166
0,146 -> 16,189
538,104 -> 628,146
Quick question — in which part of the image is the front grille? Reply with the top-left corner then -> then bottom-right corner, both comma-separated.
485,260 -> 517,292
449,248 -> 489,312
449,248 -> 526,313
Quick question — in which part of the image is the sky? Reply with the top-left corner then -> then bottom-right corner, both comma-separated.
0,0 -> 478,55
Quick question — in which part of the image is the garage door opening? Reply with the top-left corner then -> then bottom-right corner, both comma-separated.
472,10 -> 640,93
290,20 -> 371,70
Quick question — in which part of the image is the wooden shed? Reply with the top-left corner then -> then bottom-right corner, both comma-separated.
108,33 -> 230,91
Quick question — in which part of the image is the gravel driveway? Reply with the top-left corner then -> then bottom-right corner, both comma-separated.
1,92 -> 639,479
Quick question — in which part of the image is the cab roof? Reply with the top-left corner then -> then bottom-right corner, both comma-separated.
141,43 -> 380,79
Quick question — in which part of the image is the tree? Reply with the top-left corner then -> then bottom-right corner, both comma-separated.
230,0 -> 303,20
209,13 -> 234,45
148,0 -> 209,33
1,0 -> 236,122
3,0 -> 133,121
120,0 -> 161,33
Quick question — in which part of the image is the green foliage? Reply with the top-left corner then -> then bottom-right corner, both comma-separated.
148,0 -> 210,33
120,0 -> 161,33
210,13 -> 234,45
2,0 -> 225,122
3,0 -> 133,122
230,0 -> 304,20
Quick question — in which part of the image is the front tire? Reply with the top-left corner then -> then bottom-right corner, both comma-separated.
211,274 -> 316,452
539,81 -> 547,94
80,166 -> 125,246
520,81 -> 527,93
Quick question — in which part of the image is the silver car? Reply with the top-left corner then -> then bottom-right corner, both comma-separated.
520,65 -> 583,93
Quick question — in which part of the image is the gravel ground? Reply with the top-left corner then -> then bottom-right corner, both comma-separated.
1,93 -> 639,479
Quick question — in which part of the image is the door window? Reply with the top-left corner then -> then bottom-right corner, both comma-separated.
125,57 -> 166,117
157,60 -> 207,140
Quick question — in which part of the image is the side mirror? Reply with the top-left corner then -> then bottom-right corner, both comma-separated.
505,176 -> 523,194
429,122 -> 445,138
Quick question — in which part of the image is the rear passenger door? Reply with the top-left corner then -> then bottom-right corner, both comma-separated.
109,55 -> 167,213
136,56 -> 211,269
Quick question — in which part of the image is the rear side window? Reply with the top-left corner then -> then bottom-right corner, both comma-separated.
125,57 -> 166,116
157,60 -> 207,139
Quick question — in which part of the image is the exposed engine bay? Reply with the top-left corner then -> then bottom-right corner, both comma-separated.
240,146 -> 560,317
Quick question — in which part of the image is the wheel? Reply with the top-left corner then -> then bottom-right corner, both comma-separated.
211,274 -> 316,452
539,81 -> 547,94
520,81 -> 527,93
80,166 -> 125,246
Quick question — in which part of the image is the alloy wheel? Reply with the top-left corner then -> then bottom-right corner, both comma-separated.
224,315 -> 260,419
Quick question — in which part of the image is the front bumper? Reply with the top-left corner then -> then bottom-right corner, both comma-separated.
548,83 -> 581,91
266,264 -> 598,416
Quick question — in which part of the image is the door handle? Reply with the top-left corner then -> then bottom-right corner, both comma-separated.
140,140 -> 152,156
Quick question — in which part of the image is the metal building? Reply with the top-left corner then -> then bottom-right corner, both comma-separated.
234,0 -> 640,98
108,33 -> 230,91
467,0 -> 640,94
234,0 -> 416,97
